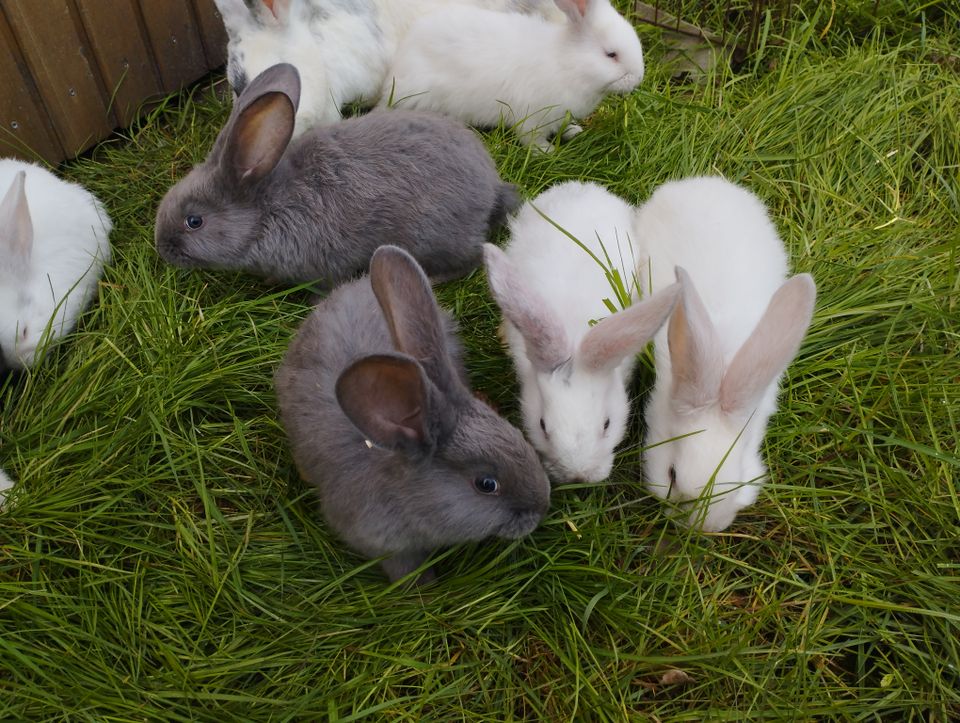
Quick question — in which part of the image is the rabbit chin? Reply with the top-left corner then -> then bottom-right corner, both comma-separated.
642,404 -> 767,531
497,508 -> 546,540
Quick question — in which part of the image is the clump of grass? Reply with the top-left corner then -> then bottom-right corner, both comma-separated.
1,5 -> 958,719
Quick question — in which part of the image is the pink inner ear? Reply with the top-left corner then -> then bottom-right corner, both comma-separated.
0,171 -> 33,268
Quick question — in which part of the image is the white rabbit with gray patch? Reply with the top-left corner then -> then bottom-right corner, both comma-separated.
639,177 -> 816,532
484,181 -> 678,484
0,159 -> 112,369
382,0 -> 644,150
214,0 -> 565,136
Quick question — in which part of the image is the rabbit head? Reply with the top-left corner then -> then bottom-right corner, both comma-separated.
154,63 -> 300,270
557,0 -> 644,95
484,243 -> 679,485
643,267 -> 816,531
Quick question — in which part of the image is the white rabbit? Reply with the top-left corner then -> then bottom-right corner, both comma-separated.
215,0 -> 565,136
0,159 -> 112,369
381,0 -> 645,150
638,177 -> 816,532
483,181 -> 679,484
0,467 -> 12,507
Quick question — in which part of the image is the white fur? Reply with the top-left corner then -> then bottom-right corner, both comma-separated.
216,0 -> 566,137
485,181 -> 677,484
0,467 -> 12,507
638,176 -> 816,532
382,0 -> 644,150
0,159 -> 112,369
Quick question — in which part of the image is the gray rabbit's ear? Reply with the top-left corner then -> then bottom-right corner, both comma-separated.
370,245 -> 460,392
483,243 -> 570,373
668,267 -> 724,409
234,62 -> 301,114
553,0 -> 587,23
578,282 -> 680,374
215,63 -> 300,186
719,273 -> 816,414
336,354 -> 438,455
0,171 -> 33,274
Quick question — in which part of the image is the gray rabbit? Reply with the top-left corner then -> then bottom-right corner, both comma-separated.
275,245 -> 551,582
155,63 -> 517,285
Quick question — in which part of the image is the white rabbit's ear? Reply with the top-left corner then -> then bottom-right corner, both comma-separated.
553,0 -> 588,23
0,171 -> 33,273
668,267 -> 724,408
578,282 -> 680,373
719,273 -> 816,413
484,243 -> 571,373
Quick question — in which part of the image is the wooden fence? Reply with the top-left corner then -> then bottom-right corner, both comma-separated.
0,0 -> 227,165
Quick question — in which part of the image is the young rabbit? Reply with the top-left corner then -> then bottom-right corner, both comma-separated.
215,0 -> 565,135
638,177 -> 816,532
483,181 -> 679,484
275,245 -> 551,582
0,467 -> 12,506
0,160 -> 112,369
155,63 -> 517,285
381,0 -> 645,150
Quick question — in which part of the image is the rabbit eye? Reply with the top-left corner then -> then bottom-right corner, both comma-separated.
184,215 -> 204,230
603,418 -> 610,431
474,475 -> 500,495
21,327 -> 28,339
539,418 -> 546,432
606,51 -> 618,60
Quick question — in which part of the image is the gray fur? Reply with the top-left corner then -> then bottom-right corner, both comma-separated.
155,63 -> 516,285
275,246 -> 551,582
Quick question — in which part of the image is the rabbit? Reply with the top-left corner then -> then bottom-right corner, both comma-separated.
214,0 -> 565,136
638,177 -> 816,532
155,63 -> 518,286
0,467 -> 12,507
381,0 -> 645,151
483,181 -> 680,484
0,159 -> 112,369
275,245 -> 551,583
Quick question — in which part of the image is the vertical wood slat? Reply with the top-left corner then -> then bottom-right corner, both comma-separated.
137,0 -> 210,94
0,7 -> 63,163
191,0 -> 229,70
74,0 -> 163,128
3,0 -> 113,158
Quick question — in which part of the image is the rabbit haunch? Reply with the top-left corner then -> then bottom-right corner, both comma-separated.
154,63 -> 515,285
0,159 -> 112,370
275,245 -> 550,583
484,181 -> 679,484
638,177 -> 816,532
383,0 -> 645,150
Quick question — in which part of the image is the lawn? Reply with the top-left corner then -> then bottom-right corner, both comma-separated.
1,1 -> 958,719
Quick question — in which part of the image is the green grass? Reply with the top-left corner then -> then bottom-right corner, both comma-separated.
1,4 -> 959,719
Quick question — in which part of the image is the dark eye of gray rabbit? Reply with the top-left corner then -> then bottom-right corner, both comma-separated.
474,476 -> 500,495
184,214 -> 204,230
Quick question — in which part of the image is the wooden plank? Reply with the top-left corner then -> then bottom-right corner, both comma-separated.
191,0 -> 228,69
137,0 -> 209,93
74,0 -> 164,127
0,7 -> 64,163
3,0 -> 113,158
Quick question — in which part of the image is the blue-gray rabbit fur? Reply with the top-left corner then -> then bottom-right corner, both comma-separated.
155,63 -> 517,285
275,245 -> 551,582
